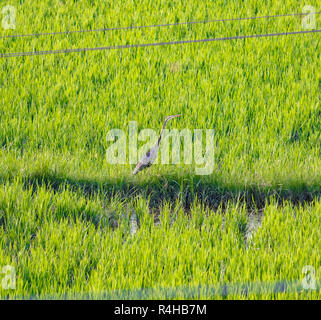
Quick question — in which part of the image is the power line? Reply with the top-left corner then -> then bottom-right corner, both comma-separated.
1,29 -> 320,58
0,11 -> 320,39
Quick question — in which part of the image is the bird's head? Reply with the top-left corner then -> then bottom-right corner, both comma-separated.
164,114 -> 182,122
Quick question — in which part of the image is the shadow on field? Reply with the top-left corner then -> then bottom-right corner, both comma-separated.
9,170 -> 321,213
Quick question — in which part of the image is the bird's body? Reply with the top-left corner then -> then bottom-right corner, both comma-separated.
133,114 -> 181,175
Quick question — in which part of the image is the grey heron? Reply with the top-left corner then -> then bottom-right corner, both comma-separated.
132,114 -> 181,175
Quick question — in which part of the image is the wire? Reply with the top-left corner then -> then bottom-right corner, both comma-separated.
1,29 -> 320,58
0,11 -> 320,39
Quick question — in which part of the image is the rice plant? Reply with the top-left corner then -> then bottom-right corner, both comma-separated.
0,0 -> 320,299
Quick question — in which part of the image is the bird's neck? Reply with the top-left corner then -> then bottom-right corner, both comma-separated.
157,119 -> 169,145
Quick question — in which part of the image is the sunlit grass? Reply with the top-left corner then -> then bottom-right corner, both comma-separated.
0,0 -> 320,299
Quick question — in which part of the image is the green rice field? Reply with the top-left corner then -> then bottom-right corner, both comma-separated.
0,0 -> 321,299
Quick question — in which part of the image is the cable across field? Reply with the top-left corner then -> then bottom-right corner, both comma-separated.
0,11 -> 320,39
0,11 -> 320,58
